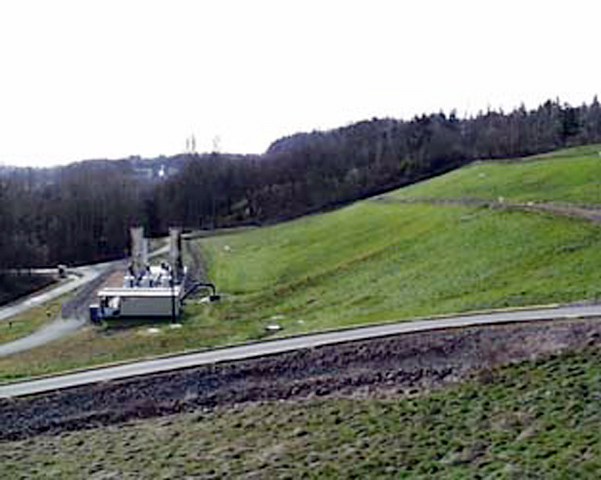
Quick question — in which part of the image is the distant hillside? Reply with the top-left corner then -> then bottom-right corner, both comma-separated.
4,144 -> 601,381
158,98 -> 601,230
3,98 -> 601,270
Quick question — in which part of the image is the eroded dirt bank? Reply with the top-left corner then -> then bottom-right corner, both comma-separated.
1,317 -> 601,441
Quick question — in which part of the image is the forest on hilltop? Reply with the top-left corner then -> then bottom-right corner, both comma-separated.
1,98 -> 600,276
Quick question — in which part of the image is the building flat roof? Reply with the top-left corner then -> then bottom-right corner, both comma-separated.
98,287 -> 182,297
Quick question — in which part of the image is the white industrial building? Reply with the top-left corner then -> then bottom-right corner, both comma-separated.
90,227 -> 186,322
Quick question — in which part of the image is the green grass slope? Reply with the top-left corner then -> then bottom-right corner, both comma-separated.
2,145 -> 601,381
195,200 -> 601,338
4,199 -> 601,381
387,144 -> 601,205
5,347 -> 601,478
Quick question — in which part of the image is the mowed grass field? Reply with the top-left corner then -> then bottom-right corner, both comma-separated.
197,202 -> 601,335
388,144 -> 601,205
2,145 -> 601,380
5,346 -> 601,478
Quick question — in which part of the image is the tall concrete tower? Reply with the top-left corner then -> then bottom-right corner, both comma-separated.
169,227 -> 183,282
130,227 -> 148,278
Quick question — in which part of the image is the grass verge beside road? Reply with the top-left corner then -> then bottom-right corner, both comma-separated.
0,295 -> 66,345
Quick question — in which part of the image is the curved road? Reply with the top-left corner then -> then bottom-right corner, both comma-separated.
0,261 -> 118,357
1,303 -> 600,398
0,245 -> 170,357
0,265 -> 101,322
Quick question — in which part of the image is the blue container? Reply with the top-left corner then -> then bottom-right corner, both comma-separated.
89,305 -> 100,324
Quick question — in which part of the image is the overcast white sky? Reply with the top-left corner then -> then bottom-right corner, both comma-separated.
0,0 -> 599,167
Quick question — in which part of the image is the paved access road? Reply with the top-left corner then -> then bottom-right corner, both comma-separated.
0,244 -> 170,324
0,265 -> 101,322
0,261 -> 119,357
2,303 -> 600,398
0,245 -> 170,357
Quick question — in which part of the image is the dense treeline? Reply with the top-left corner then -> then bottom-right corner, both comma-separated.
0,161 -> 150,268
1,98 -> 601,272
154,98 -> 601,229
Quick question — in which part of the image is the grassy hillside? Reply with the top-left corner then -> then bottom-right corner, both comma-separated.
2,145 -> 601,380
4,346 -> 601,478
387,144 -> 601,205
197,201 -> 601,335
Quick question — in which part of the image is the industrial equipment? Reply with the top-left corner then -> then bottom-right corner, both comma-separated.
90,227 -> 188,323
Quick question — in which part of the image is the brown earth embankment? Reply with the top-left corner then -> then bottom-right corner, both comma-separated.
1,317 -> 600,441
